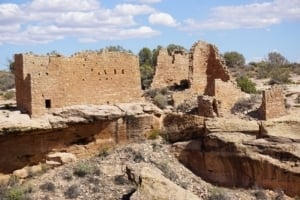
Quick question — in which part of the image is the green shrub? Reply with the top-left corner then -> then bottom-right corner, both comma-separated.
0,71 -> 14,91
6,187 -> 24,200
64,184 -> 80,199
98,147 -> 109,158
147,129 -> 160,140
269,67 -> 291,84
153,93 -> 168,109
73,163 -> 91,177
208,188 -> 231,200
5,184 -> 32,200
40,182 -> 55,192
253,190 -> 268,200
160,87 -> 168,95
3,90 -> 15,100
236,76 -> 257,94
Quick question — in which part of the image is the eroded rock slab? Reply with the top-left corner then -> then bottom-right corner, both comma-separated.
172,132 -> 300,197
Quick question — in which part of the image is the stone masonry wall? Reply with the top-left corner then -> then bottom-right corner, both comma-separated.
214,79 -> 243,114
15,52 -> 142,117
189,41 -> 230,95
260,86 -> 286,120
151,49 -> 189,88
151,40 -> 239,113
151,41 -> 231,96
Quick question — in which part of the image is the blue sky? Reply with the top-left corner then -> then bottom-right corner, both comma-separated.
1,0 -> 300,70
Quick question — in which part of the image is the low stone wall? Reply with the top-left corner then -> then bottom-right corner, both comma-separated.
260,86 -> 286,120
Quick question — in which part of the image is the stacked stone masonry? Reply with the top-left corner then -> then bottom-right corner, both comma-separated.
152,40 -> 242,114
260,86 -> 286,120
14,52 -> 142,117
151,41 -> 231,95
151,49 -> 189,88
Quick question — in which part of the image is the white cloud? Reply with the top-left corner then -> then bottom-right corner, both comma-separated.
149,12 -> 178,27
29,0 -> 100,11
114,4 -> 154,15
126,0 -> 161,4
182,0 -> 300,31
0,0 -> 160,45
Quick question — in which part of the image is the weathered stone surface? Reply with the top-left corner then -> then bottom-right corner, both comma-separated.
12,164 -> 43,179
151,41 -> 242,114
205,117 -> 259,134
127,164 -> 201,200
14,51 -> 143,117
198,95 -> 220,117
46,152 -> 77,164
258,120 -> 300,140
260,86 -> 286,120
172,132 -> 300,197
0,174 -> 10,186
0,103 -> 162,174
151,48 -> 189,88
163,113 -> 205,142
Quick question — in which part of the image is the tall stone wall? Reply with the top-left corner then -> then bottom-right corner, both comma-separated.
151,41 -> 231,96
151,40 -> 239,113
189,41 -> 230,95
15,52 -> 142,117
151,49 -> 189,88
260,86 -> 286,120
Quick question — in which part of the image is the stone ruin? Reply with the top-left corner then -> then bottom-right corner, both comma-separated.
259,86 -> 286,120
151,40 -> 243,116
14,51 -> 142,117
16,40 -> 286,120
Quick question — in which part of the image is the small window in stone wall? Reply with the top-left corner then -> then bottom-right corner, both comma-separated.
45,99 -> 51,109
122,69 -> 125,74
114,69 -> 117,74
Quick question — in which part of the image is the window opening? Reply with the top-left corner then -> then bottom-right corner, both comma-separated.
45,99 -> 51,109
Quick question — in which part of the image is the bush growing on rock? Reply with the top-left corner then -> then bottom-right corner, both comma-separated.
40,182 -> 55,192
64,184 -> 80,199
236,76 -> 257,94
73,163 -> 91,177
153,93 -> 168,109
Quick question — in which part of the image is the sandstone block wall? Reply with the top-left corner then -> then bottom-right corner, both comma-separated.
15,52 -> 143,117
151,41 -> 231,96
151,40 -> 240,113
151,49 -> 189,88
260,86 -> 286,120
214,79 -> 243,113
189,41 -> 230,95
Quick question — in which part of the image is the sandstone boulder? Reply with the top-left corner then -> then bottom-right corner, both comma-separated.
205,117 -> 259,134
163,113 -> 205,142
46,152 -> 77,165
126,164 -> 201,200
12,164 -> 43,179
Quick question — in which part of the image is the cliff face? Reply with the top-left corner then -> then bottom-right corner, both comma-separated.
1,104 -> 300,197
167,116 -> 300,197
0,103 -> 162,173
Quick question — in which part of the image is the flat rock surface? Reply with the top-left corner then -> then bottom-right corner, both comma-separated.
0,102 -> 162,135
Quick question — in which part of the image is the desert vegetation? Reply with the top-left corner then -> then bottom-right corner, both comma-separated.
224,50 -> 300,85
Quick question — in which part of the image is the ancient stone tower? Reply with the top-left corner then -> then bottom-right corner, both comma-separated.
14,51 -> 142,117
151,40 -> 242,114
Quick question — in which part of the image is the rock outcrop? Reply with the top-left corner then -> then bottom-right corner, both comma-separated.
127,164 -> 201,200
163,113 -> 205,142
171,117 -> 300,197
0,103 -> 162,173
